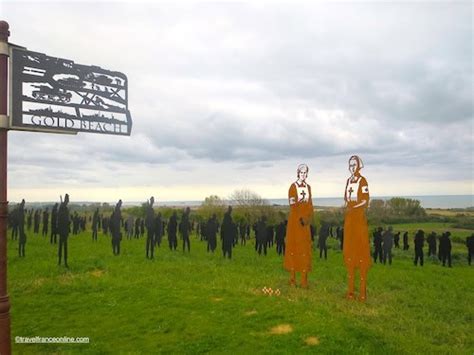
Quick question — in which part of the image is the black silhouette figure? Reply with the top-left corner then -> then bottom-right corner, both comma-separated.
92,208 -> 99,241
439,232 -> 452,267
275,220 -> 286,256
427,232 -> 437,257
57,194 -> 71,267
10,205 -> 19,241
180,207 -> 191,253
206,214 -> 218,253
403,231 -> 409,250
255,216 -> 267,256
414,230 -> 424,266
466,234 -> 474,266
155,212 -> 163,247
318,222 -> 330,260
111,200 -> 122,255
382,226 -> 394,265
33,209 -> 40,234
167,212 -> 178,251
221,206 -> 235,259
393,232 -> 400,248
18,199 -> 26,257
373,227 -> 383,263
50,203 -> 58,244
145,197 -> 155,259
41,208 -> 49,236
134,217 -> 141,239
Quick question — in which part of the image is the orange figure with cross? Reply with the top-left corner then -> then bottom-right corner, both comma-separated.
283,164 -> 314,288
343,155 -> 371,301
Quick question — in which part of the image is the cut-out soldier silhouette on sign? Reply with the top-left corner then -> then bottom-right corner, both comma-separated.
57,194 -> 70,267
283,164 -> 314,289
343,156 -> 370,301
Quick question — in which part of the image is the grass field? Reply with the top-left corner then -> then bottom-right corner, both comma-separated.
8,222 -> 474,354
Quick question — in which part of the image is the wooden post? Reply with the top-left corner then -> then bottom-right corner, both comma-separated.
0,20 -> 11,355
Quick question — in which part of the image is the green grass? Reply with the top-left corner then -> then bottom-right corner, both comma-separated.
8,225 -> 474,354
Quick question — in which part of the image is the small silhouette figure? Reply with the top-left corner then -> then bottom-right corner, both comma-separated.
403,231 -> 409,250
145,197 -> 155,259
466,234 -> 474,265
373,227 -> 383,263
414,229 -> 425,266
427,231 -> 437,257
111,200 -> 122,255
57,194 -> 71,267
318,222 -> 330,260
255,216 -> 267,256
92,208 -> 99,241
382,226 -> 394,265
221,206 -> 236,259
167,212 -> 178,251
50,203 -> 58,244
180,207 -> 191,253
41,208 -> 49,237
439,232 -> 452,267
18,199 -> 26,257
206,214 -> 218,253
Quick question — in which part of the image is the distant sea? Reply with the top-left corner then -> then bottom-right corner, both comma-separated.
140,195 -> 473,209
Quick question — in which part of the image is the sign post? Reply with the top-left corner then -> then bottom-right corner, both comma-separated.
0,20 -> 11,355
0,20 -> 133,354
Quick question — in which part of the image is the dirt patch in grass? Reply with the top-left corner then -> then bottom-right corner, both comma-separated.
211,297 -> 223,302
269,324 -> 293,335
245,310 -> 257,316
305,336 -> 320,346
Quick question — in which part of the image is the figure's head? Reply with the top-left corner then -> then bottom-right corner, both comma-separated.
117,199 -> 122,208
227,206 -> 232,214
64,194 -> 69,204
20,199 -> 25,207
149,196 -> 155,206
297,163 -> 309,181
348,155 -> 363,175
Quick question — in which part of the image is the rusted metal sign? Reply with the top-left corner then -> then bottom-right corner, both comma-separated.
10,47 -> 132,135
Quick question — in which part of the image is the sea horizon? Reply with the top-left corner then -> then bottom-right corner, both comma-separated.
15,194 -> 474,209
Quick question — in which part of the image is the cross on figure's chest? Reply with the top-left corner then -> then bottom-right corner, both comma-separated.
348,186 -> 354,199
300,190 -> 306,200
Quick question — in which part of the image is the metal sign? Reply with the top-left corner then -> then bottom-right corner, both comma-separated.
10,47 -> 132,135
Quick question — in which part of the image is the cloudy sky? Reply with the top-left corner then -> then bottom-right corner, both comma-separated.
2,1 -> 473,202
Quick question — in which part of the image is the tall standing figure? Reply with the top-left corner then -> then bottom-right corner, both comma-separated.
18,199 -> 26,257
145,197 -> 155,259
58,194 -> 70,267
111,200 -> 122,255
283,164 -> 314,288
343,155 -> 371,301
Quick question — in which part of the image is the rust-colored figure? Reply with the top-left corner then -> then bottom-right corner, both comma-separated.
343,155 -> 370,301
284,164 -> 314,288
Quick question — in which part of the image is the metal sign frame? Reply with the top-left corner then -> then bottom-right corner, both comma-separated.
9,46 -> 132,136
